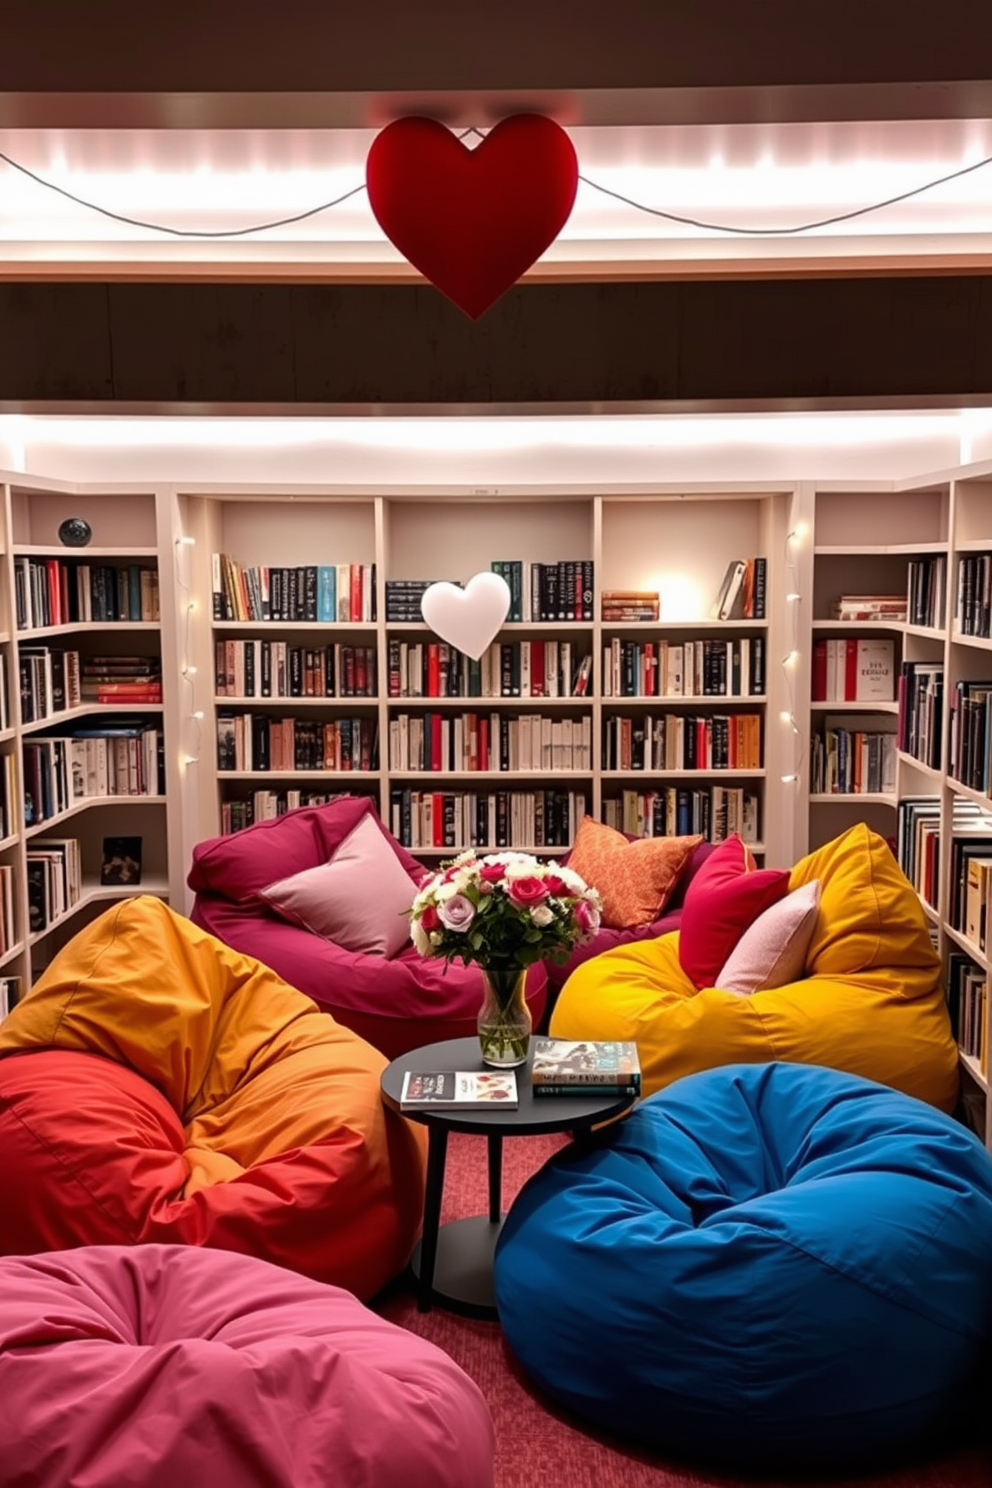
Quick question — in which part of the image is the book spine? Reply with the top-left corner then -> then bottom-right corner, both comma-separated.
532,1083 -> 640,1097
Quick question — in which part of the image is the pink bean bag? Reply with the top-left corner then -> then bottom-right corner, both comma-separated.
0,1244 -> 495,1488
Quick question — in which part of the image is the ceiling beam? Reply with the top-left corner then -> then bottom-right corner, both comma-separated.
2,1 -> 991,127
2,277 -> 990,411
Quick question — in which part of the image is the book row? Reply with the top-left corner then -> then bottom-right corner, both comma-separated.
602,784 -> 760,845
907,556 -> 947,630
214,640 -> 377,699
0,977 -> 22,1019
490,559 -> 594,623
215,714 -> 378,773
18,649 -> 164,722
0,864 -> 15,956
897,662 -> 943,770
387,639 -> 589,700
26,838 -> 82,936
897,798 -> 992,924
947,955 -> 988,1074
811,638 -> 896,703
708,556 -> 767,621
948,681 -> 992,797
219,789 -> 358,836
601,636 -> 766,700
602,712 -> 763,773
0,753 -> 14,840
212,555 -> 377,623
962,856 -> 992,954
809,724 -> 898,796
14,558 -> 160,630
23,726 -> 164,826
956,552 -> 992,639
828,594 -> 907,622
388,787 -> 587,852
388,712 -> 593,775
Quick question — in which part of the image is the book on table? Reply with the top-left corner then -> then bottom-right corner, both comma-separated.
399,1069 -> 519,1110
530,1038 -> 641,1096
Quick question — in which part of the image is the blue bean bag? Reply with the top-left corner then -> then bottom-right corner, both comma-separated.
494,1062 -> 992,1468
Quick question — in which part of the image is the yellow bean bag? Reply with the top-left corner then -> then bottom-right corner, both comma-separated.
0,896 -> 427,1299
550,824 -> 960,1112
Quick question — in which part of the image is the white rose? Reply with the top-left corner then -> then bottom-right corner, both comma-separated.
411,921 -> 431,955
530,903 -> 554,927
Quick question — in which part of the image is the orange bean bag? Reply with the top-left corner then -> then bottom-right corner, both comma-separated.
551,824 -> 960,1112
0,896 -> 427,1299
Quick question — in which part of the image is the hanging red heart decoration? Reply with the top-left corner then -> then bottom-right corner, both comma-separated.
366,113 -> 578,320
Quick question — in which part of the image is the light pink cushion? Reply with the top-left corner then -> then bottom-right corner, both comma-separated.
715,879 -> 822,996
257,811 -> 416,958
0,1244 -> 495,1488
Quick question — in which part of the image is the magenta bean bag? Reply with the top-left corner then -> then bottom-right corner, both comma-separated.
189,794 -> 546,1058
0,1245 -> 494,1488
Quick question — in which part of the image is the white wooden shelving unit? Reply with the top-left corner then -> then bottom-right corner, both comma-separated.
0,460 -> 988,1154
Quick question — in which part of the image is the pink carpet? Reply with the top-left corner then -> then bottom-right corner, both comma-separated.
374,1131 -> 991,1488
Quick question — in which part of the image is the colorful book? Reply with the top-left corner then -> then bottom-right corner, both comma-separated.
400,1069 -> 519,1109
530,1039 -> 641,1093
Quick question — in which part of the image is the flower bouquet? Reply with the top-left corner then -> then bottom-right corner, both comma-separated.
409,850 -> 602,1066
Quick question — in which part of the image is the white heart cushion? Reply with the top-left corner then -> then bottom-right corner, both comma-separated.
257,812 -> 416,958
716,879 -> 822,996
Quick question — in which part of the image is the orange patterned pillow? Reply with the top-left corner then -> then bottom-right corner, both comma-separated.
567,817 -> 703,929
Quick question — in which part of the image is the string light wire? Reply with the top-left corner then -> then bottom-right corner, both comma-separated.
779,525 -> 806,787
174,536 -> 201,765
1,138 -> 990,240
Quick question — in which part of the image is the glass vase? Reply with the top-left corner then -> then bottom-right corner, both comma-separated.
477,964 -> 532,1068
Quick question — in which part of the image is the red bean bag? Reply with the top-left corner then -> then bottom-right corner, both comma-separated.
188,794 -> 546,1057
0,1244 -> 495,1488
0,896 -> 427,1299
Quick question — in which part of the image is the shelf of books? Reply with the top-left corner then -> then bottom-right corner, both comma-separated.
180,485 -> 793,867
804,472 -> 991,1151
0,478 -> 177,1010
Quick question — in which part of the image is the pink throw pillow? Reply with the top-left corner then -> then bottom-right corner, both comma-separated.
678,835 -> 790,990
715,879 -> 822,996
256,812 -> 416,958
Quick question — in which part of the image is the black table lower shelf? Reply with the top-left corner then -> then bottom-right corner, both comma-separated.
409,1214 -> 506,1318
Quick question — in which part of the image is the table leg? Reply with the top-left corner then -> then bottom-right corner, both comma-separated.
417,1125 -> 449,1313
487,1131 -> 503,1223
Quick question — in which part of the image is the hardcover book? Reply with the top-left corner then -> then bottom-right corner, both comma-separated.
530,1038 -> 641,1093
400,1069 -> 519,1109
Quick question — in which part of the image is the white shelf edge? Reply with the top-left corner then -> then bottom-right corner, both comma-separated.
810,700 -> 899,713
813,542 -> 948,555
809,792 -> 897,805
958,1051 -> 989,1094
13,545 -> 159,558
25,794 -> 166,837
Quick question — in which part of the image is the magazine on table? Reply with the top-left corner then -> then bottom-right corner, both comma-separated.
400,1069 -> 519,1110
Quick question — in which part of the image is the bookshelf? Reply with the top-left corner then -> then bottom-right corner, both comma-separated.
0,477 -> 179,993
0,462 -> 987,1154
795,470 -> 992,1151
176,484 -> 794,871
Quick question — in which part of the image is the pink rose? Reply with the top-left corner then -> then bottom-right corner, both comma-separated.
479,862 -> 506,883
507,876 -> 549,908
437,893 -> 476,933
420,903 -> 441,932
543,874 -> 568,897
574,897 -> 601,940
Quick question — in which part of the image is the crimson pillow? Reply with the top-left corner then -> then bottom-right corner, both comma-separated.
677,835 -> 790,990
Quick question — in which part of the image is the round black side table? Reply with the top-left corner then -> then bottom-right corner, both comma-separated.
380,1036 -> 637,1317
